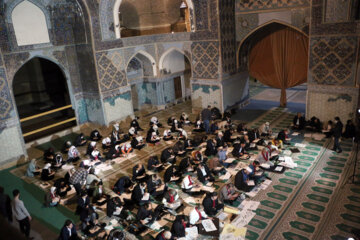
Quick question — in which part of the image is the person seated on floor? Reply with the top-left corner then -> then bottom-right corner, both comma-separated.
131,182 -> 150,205
343,119 -> 356,139
215,131 -> 225,148
45,186 -> 61,207
161,147 -> 176,165
220,183 -> 239,205
131,116 -> 143,131
106,196 -> 126,219
111,129 -> 121,145
189,206 -> 209,225
75,133 -> 87,147
137,203 -> 155,226
193,119 -> 205,132
179,157 -> 194,174
164,166 -> 180,183
128,126 -> 137,138
92,181 -> 109,206
260,122 -> 272,137
44,147 -> 56,162
180,112 -> 191,125
131,135 -> 146,150
256,143 -> 279,166
307,116 -> 322,132
54,178 -> 72,198
277,129 -> 290,145
197,163 -> 215,184
52,153 -> 65,169
271,138 -> 283,149
248,160 -> 265,183
90,148 -> 104,162
81,208 -> 103,238
210,121 -> 220,134
68,145 -> 80,163
205,139 -> 217,157
86,141 -> 96,156
322,120 -> 333,138
121,143 -> 133,157
203,192 -> 224,216
132,163 -> 147,183
59,220 -> 80,240
155,230 -> 172,240
178,128 -> 188,141
234,167 -> 254,192
147,129 -> 161,144
106,145 -> 121,160
218,146 -> 233,168
162,189 -> 182,213
184,138 -> 195,152
89,129 -> 102,142
86,168 -> 100,195
41,163 -> 55,181
224,126 -> 235,143
243,134 -> 256,150
171,120 -> 182,133
232,141 -> 248,159
147,174 -> 166,197
26,159 -> 41,177
150,116 -> 162,128
248,128 -> 261,143
173,141 -> 186,157
237,123 -> 248,133
171,215 -> 189,239
181,174 -> 202,195
147,156 -> 163,172
102,136 -> 112,150
208,157 -> 226,176
62,141 -> 72,153
163,129 -> 174,141
292,112 -> 306,130
192,150 -> 207,165
167,116 -> 176,126
113,176 -> 133,195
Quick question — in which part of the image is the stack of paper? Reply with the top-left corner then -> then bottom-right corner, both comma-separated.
231,210 -> 256,228
220,224 -> 247,240
202,219 -> 217,232
260,163 -> 271,169
246,187 -> 260,198
185,227 -> 198,240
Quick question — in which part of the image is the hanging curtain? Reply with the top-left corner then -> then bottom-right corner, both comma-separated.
249,25 -> 309,107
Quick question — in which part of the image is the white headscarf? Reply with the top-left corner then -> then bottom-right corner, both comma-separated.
50,186 -> 56,194
90,141 -> 96,147
44,163 -> 51,170
136,136 -> 143,142
91,150 -> 99,158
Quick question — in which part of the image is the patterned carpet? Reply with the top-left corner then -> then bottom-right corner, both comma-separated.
3,98 -> 360,239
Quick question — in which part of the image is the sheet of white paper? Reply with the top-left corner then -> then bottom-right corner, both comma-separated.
149,221 -> 162,230
292,132 -> 300,136
225,158 -> 235,163
304,133 -> 312,138
263,179 -> 272,185
283,150 -> 292,156
220,172 -> 232,180
206,182 -> 213,187
274,166 -> 283,172
231,211 -> 256,228
218,212 -> 229,221
201,186 -> 215,192
260,163 -> 270,169
247,180 -> 255,186
185,227 -> 198,240
62,164 -> 74,170
142,193 -> 150,201
294,143 -> 306,148
202,219 -> 217,232
110,219 -> 118,225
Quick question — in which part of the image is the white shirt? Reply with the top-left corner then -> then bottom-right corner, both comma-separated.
163,129 -> 171,137
102,137 -> 111,145
67,227 -> 72,236
189,208 -> 208,225
151,117 -> 158,124
200,167 -> 207,177
182,175 -> 194,189
129,127 -> 135,135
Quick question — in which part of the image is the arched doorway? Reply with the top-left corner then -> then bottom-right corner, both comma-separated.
159,48 -> 192,100
238,22 -> 309,109
126,52 -> 156,111
13,57 -> 76,142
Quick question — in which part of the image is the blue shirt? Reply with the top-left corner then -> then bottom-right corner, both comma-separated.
242,170 -> 249,182
217,150 -> 227,161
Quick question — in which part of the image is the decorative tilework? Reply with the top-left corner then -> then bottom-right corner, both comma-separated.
0,68 -> 13,121
324,0 -> 351,23
191,41 -> 219,79
309,37 -> 357,86
236,13 -> 259,42
96,50 -> 127,92
219,0 -> 237,75
236,0 -> 310,12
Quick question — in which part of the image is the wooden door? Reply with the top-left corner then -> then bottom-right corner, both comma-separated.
174,76 -> 182,99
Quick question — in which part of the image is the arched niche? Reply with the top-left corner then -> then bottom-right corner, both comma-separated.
11,0 -> 50,46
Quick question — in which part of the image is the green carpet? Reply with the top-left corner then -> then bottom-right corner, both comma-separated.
0,167 -> 79,233
35,132 -> 78,152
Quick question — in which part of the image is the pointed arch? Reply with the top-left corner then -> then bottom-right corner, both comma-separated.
159,47 -> 191,74
11,0 -> 50,46
125,50 -> 157,77
236,20 -> 309,69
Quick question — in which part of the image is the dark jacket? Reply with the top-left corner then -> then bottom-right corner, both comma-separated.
132,165 -> 146,181
113,176 -> 131,194
202,195 -> 220,216
333,121 -> 343,138
77,196 -> 91,221
164,166 -> 176,183
248,130 -> 260,143
148,156 -> 160,171
205,140 -> 217,156
232,143 -> 247,158
161,148 -> 175,164
106,198 -> 122,218
59,223 -> 78,240
171,218 -> 188,238
234,169 -> 250,192
131,185 -> 144,204
277,130 -> 287,142
196,165 -> 213,183
293,115 -> 306,129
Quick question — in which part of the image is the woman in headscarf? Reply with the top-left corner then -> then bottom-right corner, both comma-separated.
41,163 -> 55,181
26,159 -> 41,177
68,145 -> 80,163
